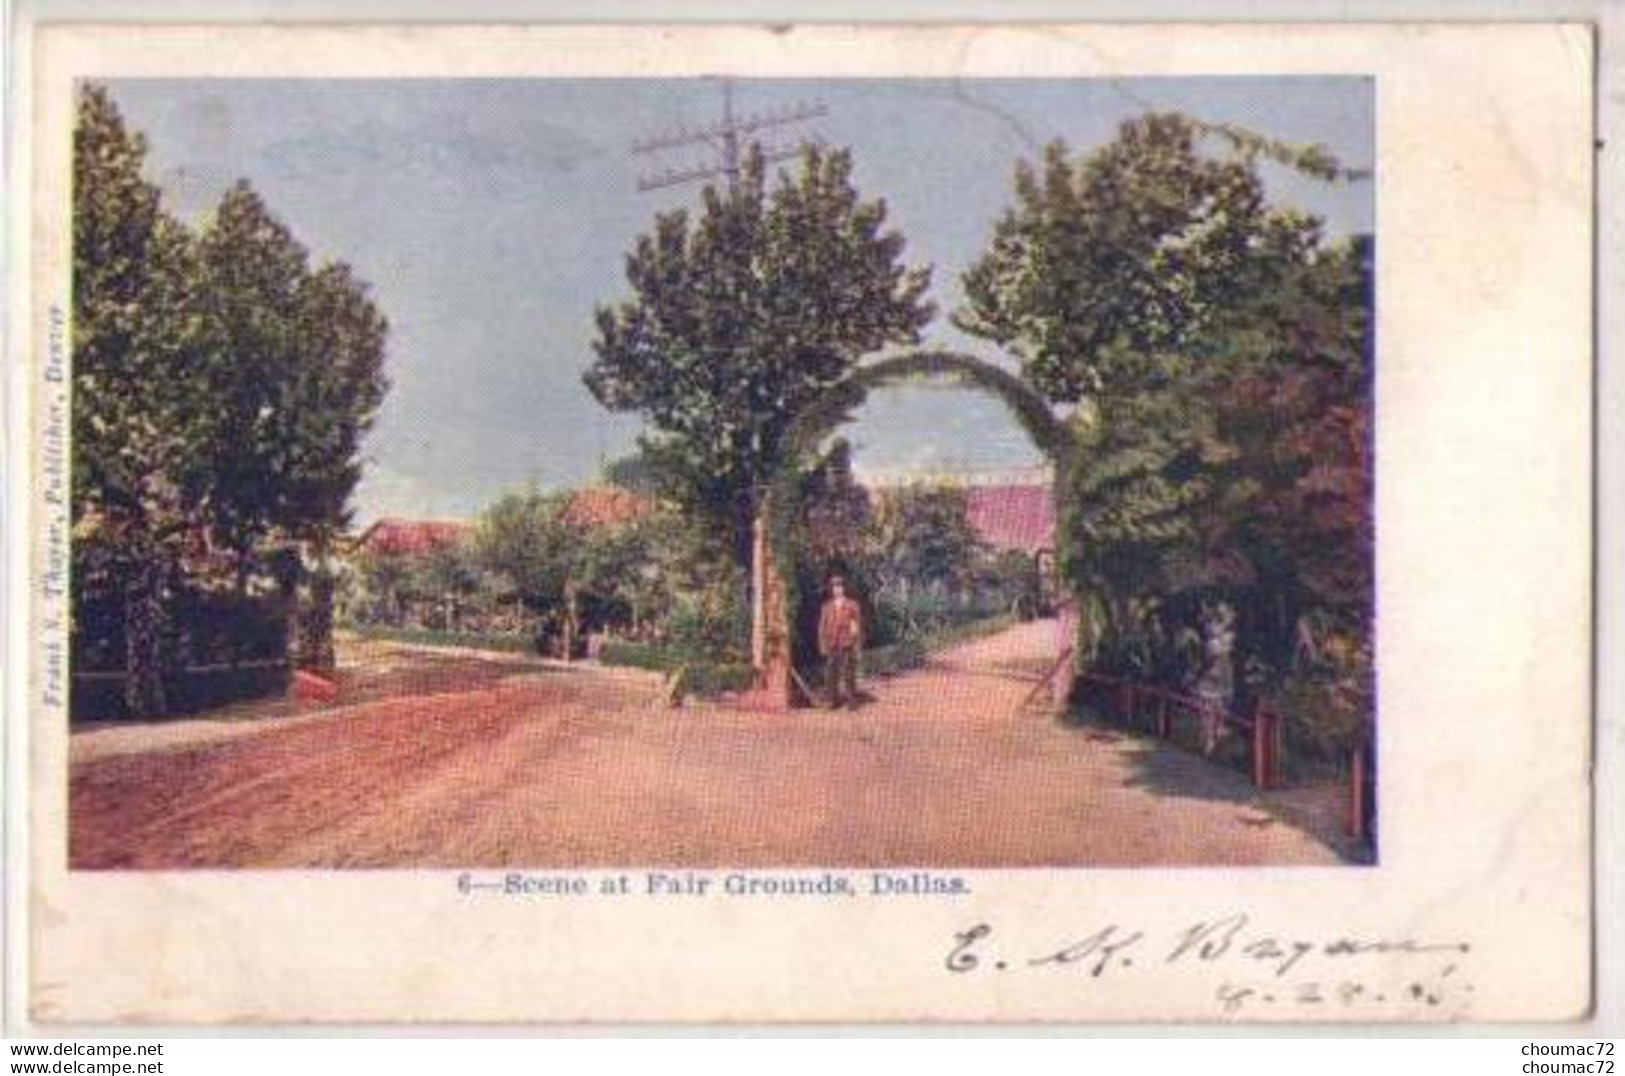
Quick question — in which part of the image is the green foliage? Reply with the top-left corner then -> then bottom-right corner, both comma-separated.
961,110 -> 1373,752
765,349 -> 1070,661
778,351 -> 1072,466
585,144 -> 935,565
599,450 -> 664,499
788,438 -> 880,658
872,483 -> 984,594
661,579 -> 751,663
193,182 -> 389,565
462,487 -> 748,662
409,543 -> 484,605
1265,647 -> 1373,769
72,85 -> 210,715
863,613 -> 1019,678
957,112 -> 1345,404
343,546 -> 413,624
797,440 -> 874,570
471,488 -> 577,611
72,87 -> 207,534
784,439 -> 1036,663
281,261 -> 390,543
976,548 -> 1047,619
596,640 -> 754,695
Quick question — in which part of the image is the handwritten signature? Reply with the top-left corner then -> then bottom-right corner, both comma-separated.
944,913 -> 1472,1015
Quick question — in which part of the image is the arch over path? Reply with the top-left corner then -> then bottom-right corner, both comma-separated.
750,350 -> 1074,708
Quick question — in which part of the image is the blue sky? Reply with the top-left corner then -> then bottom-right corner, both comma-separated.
106,77 -> 1374,523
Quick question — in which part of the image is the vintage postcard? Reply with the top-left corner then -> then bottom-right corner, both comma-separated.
10,22 -> 1592,1024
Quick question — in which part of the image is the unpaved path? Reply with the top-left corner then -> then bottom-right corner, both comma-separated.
69,623 -> 1356,868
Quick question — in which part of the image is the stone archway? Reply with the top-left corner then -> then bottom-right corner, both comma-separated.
750,350 -> 1074,709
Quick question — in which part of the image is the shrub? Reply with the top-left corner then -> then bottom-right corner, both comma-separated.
71,663 -> 292,722
70,584 -> 294,720
1265,668 -> 1373,770
596,639 -> 754,696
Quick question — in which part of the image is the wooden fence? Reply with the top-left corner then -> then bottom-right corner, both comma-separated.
1078,672 -> 1282,789
1077,671 -> 1373,844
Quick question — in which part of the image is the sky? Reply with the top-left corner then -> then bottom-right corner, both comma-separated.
106,77 -> 1374,524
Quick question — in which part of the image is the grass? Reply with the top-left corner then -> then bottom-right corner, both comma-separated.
348,612 -> 1021,697
864,612 -> 1020,677
595,639 -> 754,695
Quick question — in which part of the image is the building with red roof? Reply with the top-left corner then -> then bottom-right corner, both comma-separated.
558,485 -> 652,530
354,487 -> 652,558
964,483 -> 1055,556
354,518 -> 471,557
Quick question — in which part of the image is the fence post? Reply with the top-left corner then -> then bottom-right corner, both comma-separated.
1251,704 -> 1276,790
1156,694 -> 1171,740
1348,742 -> 1367,840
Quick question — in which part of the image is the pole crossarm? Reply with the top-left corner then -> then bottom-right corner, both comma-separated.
632,79 -> 828,194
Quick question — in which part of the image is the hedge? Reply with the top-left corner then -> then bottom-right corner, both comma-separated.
70,585 -> 293,720
852,612 -> 1020,679
72,662 -> 292,721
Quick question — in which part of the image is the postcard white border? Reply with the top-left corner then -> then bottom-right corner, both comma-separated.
7,20 -> 1597,1026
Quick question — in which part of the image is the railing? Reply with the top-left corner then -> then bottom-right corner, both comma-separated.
1078,671 -> 1375,846
1077,672 -> 1283,790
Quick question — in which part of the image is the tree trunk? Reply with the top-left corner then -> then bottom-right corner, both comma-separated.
751,512 -> 767,671
756,509 -> 795,707
299,566 -> 337,673
563,585 -> 579,663
122,558 -> 167,718
278,573 -> 300,677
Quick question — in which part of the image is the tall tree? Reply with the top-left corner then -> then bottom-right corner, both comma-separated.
282,261 -> 390,669
281,262 -> 390,542
960,112 -> 1371,694
472,489 -> 577,614
192,181 -> 315,584
192,182 -> 389,667
72,85 -> 208,717
798,439 -> 876,576
957,112 -> 1343,403
73,86 -> 391,710
585,145 -> 934,571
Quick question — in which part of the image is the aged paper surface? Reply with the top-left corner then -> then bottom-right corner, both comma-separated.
16,23 -> 1591,1023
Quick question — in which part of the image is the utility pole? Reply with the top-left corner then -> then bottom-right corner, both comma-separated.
630,79 -> 830,705
631,77 -> 828,194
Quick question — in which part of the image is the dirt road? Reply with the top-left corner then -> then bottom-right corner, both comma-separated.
69,622 -> 1356,868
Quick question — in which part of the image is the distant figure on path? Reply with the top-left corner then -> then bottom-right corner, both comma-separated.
1194,601 -> 1238,756
817,575 -> 864,709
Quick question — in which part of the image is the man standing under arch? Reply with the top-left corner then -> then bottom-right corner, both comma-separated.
817,574 -> 864,709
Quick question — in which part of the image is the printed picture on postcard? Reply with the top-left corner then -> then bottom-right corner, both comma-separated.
17,23 -> 1592,1024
